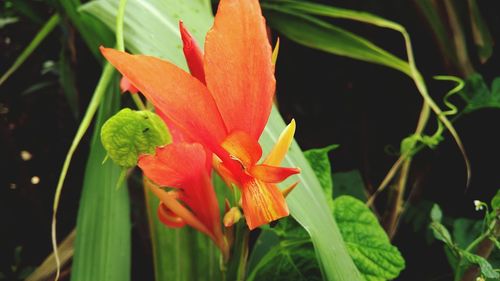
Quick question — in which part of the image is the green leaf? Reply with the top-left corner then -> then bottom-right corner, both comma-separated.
453,218 -> 482,248
304,145 -> 338,209
460,73 -> 500,113
58,43 -> 80,118
334,196 -> 405,281
332,170 -> 367,201
248,218 -> 321,281
430,204 -> 443,222
461,251 -> 500,279
491,189 -> 500,210
262,5 -> 411,77
71,73 -> 131,281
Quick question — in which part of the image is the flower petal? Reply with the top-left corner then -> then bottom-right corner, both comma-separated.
241,179 -> 289,230
120,76 -> 139,94
221,130 -> 262,168
101,47 -> 227,151
250,164 -> 300,183
204,0 -> 275,139
263,119 -> 296,166
157,202 -> 186,228
180,21 -> 206,84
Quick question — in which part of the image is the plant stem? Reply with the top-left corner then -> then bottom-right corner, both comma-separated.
0,14 -> 60,87
50,0 -> 128,279
131,94 -> 146,111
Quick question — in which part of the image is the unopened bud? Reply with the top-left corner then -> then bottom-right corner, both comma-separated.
101,108 -> 171,167
223,207 -> 242,227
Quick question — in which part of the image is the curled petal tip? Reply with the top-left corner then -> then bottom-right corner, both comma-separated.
282,181 -> 300,198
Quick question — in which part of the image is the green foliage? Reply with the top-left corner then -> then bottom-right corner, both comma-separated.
262,3 -> 411,77
71,74 -> 131,281
304,145 -> 338,209
101,108 -> 170,168
248,225 -> 322,281
460,251 -> 499,279
334,196 -> 405,281
491,190 -> 500,210
332,170 -> 367,201
460,73 -> 500,113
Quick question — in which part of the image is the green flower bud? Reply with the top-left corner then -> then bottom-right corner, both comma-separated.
101,108 -> 171,167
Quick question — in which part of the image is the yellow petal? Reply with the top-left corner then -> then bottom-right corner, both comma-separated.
263,119 -> 296,166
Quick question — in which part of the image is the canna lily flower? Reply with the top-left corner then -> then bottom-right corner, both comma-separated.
101,0 -> 300,230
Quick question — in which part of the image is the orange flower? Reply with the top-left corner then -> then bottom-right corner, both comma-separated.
101,0 -> 299,231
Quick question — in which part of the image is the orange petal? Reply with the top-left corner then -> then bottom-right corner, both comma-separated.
120,76 -> 139,94
250,164 -> 300,183
221,130 -> 262,169
204,0 -> 276,139
101,47 -> 227,151
241,179 -> 289,230
138,143 -> 207,187
179,21 -> 206,84
282,181 -> 300,197
157,202 -> 186,228
263,119 -> 296,166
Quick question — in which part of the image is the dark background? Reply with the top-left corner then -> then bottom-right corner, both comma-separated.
1,0 -> 500,280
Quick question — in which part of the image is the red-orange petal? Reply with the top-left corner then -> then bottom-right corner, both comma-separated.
221,130 -> 262,169
120,76 -> 139,94
157,202 -> 186,228
241,179 -> 289,230
180,21 -> 206,84
101,47 -> 227,151
138,143 -> 207,187
249,164 -> 300,183
204,0 -> 276,139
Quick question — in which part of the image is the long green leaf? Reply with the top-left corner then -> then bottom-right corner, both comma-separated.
82,0 -> 362,280
71,74 -> 131,281
0,14 -> 60,87
262,3 -> 411,76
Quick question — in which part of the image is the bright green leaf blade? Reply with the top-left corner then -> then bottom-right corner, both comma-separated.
71,74 -> 131,281
304,145 -> 338,209
333,196 -> 405,281
261,4 -> 411,77
80,0 -> 213,70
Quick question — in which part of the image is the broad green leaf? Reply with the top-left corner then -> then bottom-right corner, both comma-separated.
261,6 -> 411,77
304,145 -> 338,209
332,170 -> 367,201
460,73 -> 500,113
491,189 -> 500,210
334,196 -> 405,281
248,218 -> 321,281
461,250 -> 500,279
58,42 -> 80,118
84,0 -> 363,279
71,74 -> 131,281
